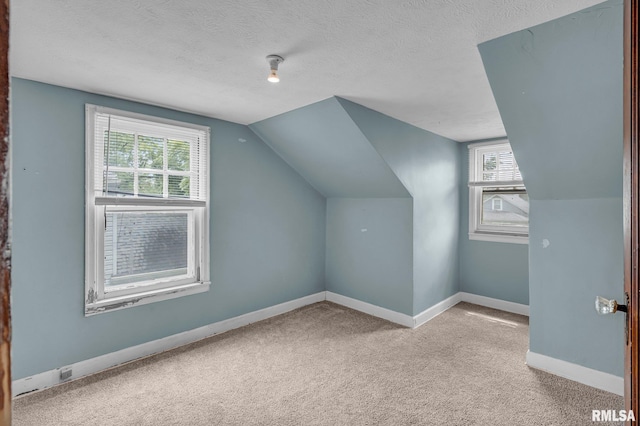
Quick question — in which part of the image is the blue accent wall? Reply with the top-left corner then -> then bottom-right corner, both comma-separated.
252,97 -> 460,316
249,98 -> 409,198
337,99 -> 460,314
458,142 -> 529,305
479,1 -> 623,202
326,198 -> 413,315
11,78 -> 327,379
479,0 -> 624,376
529,198 -> 623,375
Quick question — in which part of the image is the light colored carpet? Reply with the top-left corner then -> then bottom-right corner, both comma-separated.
13,302 -> 623,425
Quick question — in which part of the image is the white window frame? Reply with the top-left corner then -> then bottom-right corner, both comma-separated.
468,140 -> 528,244
85,105 -> 211,315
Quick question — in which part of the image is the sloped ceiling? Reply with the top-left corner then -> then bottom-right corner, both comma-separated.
479,0 -> 623,200
10,0 -> 605,142
250,98 -> 409,198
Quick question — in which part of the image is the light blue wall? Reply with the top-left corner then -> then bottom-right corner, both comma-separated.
479,0 -> 624,376
249,98 -> 409,198
479,0 -> 623,201
337,99 -> 460,315
326,198 -> 413,315
252,97 -> 460,316
11,78 -> 327,379
529,198 -> 623,375
250,97 -> 415,315
458,142 -> 529,305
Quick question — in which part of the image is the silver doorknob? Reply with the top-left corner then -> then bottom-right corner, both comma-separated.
595,296 -> 628,315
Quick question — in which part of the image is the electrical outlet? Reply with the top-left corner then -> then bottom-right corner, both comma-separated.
60,367 -> 72,381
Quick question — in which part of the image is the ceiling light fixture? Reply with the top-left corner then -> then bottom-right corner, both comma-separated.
266,55 -> 284,83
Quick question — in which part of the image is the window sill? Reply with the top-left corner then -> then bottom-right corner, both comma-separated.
85,281 -> 210,316
469,232 -> 528,245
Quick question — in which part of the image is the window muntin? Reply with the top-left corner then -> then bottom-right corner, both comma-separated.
85,105 -> 210,315
468,141 -> 528,244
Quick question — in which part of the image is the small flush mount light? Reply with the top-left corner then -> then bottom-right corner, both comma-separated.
266,54 -> 284,83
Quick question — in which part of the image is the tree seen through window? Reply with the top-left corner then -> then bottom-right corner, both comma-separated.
104,131 -> 190,198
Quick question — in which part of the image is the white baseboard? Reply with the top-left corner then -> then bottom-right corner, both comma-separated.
325,292 -> 465,330
325,291 -> 414,327
17,290 -> 619,398
411,292 -> 528,329
14,289 -> 565,400
413,293 -> 462,328
13,292 -> 326,398
526,350 -> 623,396
459,292 -> 529,316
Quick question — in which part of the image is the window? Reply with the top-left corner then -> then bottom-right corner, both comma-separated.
468,140 -> 528,244
85,105 -> 210,315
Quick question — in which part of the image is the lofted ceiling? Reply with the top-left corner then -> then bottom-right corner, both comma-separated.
250,97 -> 411,198
10,0 -> 604,142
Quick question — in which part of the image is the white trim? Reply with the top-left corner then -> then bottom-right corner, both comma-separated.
84,104 -> 211,316
468,180 -> 525,187
85,281 -> 210,316
459,292 -> 529,316
526,350 -> 623,396
467,139 -> 509,149
95,197 -> 206,207
469,232 -> 529,245
89,104 -> 211,134
14,290 -> 538,399
15,291 -> 534,398
13,292 -> 326,398
410,292 -> 529,329
413,293 -> 463,328
25,290 -> 628,401
325,292 -> 505,330
468,140 -> 529,242
85,105 -> 97,316
325,292 -> 414,327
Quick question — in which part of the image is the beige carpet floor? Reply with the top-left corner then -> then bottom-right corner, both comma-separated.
13,302 -> 623,425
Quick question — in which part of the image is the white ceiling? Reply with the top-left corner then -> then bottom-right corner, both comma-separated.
10,0 -> 604,142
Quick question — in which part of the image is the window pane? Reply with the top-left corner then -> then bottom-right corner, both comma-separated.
480,149 -> 523,183
104,211 -> 189,287
138,173 -> 163,197
498,151 -> 518,180
483,153 -> 497,171
481,192 -> 529,227
482,172 -> 497,182
498,151 -> 514,168
106,131 -> 134,168
169,175 -> 190,198
167,139 -> 190,172
106,171 -> 134,196
498,169 -> 517,181
138,135 -> 164,170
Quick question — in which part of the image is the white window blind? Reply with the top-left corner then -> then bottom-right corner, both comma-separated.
93,111 -> 208,206
468,145 -> 523,187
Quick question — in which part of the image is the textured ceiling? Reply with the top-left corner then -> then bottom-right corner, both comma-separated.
10,0 -> 604,142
